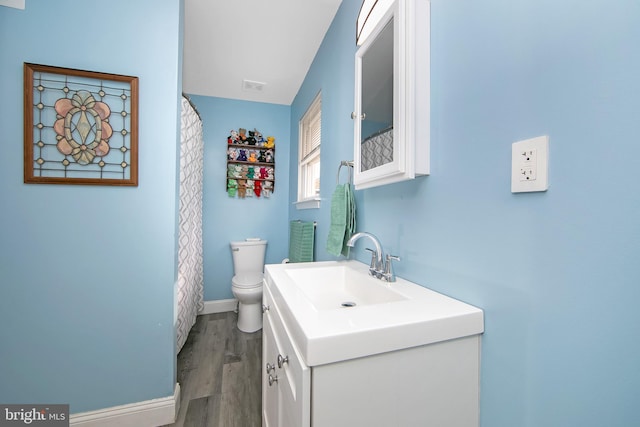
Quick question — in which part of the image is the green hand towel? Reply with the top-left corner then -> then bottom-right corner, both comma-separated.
327,184 -> 348,256
289,221 -> 315,263
342,183 -> 356,256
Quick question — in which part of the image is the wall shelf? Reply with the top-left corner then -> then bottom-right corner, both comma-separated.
226,135 -> 275,198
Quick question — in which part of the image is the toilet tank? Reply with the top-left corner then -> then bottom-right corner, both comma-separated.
230,239 -> 268,275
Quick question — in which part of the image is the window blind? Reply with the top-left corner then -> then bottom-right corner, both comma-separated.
301,97 -> 321,161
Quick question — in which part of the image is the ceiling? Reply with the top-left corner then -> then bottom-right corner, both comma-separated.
183,0 -> 344,106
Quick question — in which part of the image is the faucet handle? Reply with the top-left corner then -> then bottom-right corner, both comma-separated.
365,248 -> 378,274
383,254 -> 400,282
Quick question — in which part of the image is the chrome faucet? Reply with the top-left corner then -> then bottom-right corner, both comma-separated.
346,232 -> 400,282
347,232 -> 383,274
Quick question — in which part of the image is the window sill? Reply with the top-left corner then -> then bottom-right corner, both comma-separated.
294,198 -> 321,210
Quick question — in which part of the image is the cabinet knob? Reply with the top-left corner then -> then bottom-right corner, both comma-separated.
277,354 -> 289,369
266,362 -> 275,374
350,112 -> 366,120
268,374 -> 278,386
262,304 -> 270,313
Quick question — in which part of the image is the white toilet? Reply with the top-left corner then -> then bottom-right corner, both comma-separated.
230,238 -> 267,333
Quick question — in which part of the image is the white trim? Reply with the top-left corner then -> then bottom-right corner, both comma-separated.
200,298 -> 238,315
0,0 -> 25,9
294,197 -> 321,210
357,0 -> 394,45
70,383 -> 180,427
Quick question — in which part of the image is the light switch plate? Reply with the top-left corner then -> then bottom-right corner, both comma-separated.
511,135 -> 549,193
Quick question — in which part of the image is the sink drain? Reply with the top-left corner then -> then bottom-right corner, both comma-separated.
341,301 -> 357,308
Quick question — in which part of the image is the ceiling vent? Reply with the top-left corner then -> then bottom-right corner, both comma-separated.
242,79 -> 266,92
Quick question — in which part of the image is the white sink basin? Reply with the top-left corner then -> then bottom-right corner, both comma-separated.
285,265 -> 407,310
264,260 -> 484,366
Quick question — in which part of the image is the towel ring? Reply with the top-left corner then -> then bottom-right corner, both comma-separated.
336,160 -> 354,185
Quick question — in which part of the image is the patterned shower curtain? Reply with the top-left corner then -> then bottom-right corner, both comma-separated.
176,95 -> 204,353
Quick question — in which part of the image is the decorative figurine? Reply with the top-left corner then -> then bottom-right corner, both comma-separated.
258,150 -> 266,162
265,149 -> 274,163
238,128 -> 248,143
253,129 -> 265,146
247,130 -> 257,146
229,130 -> 240,144
254,180 -> 262,197
237,179 -> 247,198
227,179 -> 238,197
246,180 -> 254,197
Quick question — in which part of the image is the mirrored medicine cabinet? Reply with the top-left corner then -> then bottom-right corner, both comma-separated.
353,0 -> 430,190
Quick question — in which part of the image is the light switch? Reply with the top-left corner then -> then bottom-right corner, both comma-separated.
511,136 -> 548,193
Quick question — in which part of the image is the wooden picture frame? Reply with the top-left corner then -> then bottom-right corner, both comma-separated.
24,63 -> 139,186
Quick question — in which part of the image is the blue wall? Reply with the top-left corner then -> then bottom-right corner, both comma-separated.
290,0 -> 640,426
0,0 -> 182,413
188,96 -> 291,301
290,1 -> 358,248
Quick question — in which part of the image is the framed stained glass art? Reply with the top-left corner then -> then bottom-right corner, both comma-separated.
24,63 -> 138,186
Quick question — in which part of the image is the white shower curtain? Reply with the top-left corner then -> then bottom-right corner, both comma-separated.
176,95 -> 204,353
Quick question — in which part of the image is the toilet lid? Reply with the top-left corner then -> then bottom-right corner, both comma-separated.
232,273 -> 263,289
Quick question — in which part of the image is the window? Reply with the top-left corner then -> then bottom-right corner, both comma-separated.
297,93 -> 321,208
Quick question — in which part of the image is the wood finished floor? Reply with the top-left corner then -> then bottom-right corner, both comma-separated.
162,312 -> 262,427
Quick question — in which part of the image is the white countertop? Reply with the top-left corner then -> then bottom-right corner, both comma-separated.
264,260 -> 484,366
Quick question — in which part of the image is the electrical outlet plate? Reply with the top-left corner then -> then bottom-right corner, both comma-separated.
511,135 -> 549,193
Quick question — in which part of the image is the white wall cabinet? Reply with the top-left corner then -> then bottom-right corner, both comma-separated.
353,0 -> 430,189
262,280 -> 481,427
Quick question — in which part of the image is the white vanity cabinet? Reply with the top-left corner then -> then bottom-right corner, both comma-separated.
311,336 -> 480,426
262,268 -> 482,427
353,0 -> 430,189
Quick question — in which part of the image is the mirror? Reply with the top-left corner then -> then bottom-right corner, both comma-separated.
360,19 -> 394,172
353,0 -> 430,190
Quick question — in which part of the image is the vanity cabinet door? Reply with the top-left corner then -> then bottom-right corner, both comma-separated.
353,0 -> 430,190
262,285 -> 311,427
270,304 -> 310,427
262,314 -> 279,427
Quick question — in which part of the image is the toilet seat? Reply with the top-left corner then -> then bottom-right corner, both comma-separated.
232,272 -> 263,289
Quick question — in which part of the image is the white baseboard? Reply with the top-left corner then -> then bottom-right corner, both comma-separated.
200,298 -> 237,315
70,383 -> 180,427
